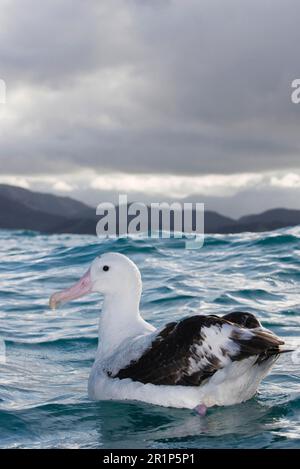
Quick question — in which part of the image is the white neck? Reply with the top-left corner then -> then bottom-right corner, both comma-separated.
97,286 -> 153,358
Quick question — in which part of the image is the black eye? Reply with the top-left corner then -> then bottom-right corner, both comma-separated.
103,265 -> 109,272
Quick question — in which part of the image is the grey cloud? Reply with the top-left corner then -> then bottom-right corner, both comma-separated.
1,0 -> 300,178
0,0 -> 143,87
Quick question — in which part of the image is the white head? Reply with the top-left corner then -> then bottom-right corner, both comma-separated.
49,252 -> 142,310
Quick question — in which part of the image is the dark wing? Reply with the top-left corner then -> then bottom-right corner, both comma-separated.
114,314 -> 284,386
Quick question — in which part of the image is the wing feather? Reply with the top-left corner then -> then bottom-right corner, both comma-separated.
114,314 -> 284,386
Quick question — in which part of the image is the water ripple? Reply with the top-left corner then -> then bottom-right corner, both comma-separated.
0,228 -> 299,448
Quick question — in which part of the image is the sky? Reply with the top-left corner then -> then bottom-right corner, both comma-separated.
0,0 -> 300,217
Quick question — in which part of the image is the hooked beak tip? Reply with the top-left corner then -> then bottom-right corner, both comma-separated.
49,294 -> 59,310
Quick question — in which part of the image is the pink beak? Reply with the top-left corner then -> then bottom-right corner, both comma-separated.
49,268 -> 92,310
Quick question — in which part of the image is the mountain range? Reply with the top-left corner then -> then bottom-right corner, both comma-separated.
0,184 -> 300,235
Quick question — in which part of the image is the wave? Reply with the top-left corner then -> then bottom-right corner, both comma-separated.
253,233 -> 300,247
0,226 -> 299,448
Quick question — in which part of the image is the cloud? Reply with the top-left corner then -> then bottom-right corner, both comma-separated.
90,171 -> 264,197
271,173 -> 300,188
52,180 -> 74,192
0,0 -> 300,213
1,169 -> 300,214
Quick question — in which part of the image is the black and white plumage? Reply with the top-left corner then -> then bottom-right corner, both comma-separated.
50,253 -> 288,410
114,312 -> 285,387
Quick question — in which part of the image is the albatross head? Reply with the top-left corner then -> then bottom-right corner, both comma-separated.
49,252 -> 142,310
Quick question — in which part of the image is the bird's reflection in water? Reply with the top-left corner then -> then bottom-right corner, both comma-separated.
92,398 -> 289,448
4,394 -> 293,448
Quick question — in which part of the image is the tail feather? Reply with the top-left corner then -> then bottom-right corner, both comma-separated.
277,348 -> 294,354
255,346 -> 294,364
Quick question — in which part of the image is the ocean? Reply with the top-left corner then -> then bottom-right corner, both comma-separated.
0,228 -> 299,448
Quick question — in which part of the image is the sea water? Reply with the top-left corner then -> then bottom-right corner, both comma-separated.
0,228 -> 299,448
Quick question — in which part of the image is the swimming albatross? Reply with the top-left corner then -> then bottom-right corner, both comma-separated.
49,252 -> 288,414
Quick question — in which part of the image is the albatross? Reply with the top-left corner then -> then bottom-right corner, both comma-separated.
49,252 -> 288,413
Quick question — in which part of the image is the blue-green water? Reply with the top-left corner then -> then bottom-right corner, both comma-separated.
0,228 -> 299,448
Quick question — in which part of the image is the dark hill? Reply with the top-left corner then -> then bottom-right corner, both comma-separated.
0,184 -> 299,235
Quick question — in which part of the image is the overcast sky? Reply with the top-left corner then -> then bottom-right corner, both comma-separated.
1,0 -> 300,217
